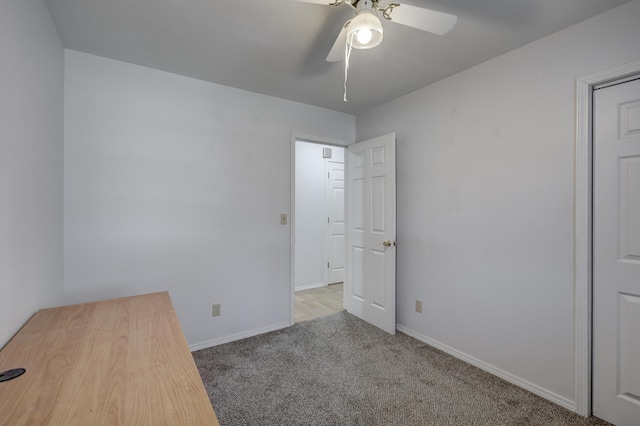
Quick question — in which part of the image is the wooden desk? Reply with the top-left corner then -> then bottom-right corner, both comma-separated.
0,292 -> 219,425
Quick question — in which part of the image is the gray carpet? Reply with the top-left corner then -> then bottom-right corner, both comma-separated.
193,312 -> 610,426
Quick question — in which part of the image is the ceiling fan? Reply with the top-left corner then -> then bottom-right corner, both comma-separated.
293,0 -> 457,62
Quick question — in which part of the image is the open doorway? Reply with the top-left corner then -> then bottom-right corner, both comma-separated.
293,139 -> 346,322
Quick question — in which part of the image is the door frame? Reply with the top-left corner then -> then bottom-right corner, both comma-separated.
575,59 -> 640,417
290,133 -> 349,325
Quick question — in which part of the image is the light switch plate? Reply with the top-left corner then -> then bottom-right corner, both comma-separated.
212,304 -> 221,317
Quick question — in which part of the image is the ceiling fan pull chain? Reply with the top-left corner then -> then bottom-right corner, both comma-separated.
344,32 -> 355,102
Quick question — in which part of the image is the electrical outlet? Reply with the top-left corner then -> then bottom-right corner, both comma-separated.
212,303 -> 221,317
415,299 -> 422,313
280,214 -> 287,225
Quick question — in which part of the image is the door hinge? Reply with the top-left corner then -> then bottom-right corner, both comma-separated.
327,217 -> 330,224
327,262 -> 330,268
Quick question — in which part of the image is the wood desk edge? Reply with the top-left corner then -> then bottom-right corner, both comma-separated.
0,291 -> 219,425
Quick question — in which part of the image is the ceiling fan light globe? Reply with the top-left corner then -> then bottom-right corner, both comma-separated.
347,11 -> 383,49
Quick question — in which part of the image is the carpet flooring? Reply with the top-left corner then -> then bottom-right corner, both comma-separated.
193,312 -> 610,426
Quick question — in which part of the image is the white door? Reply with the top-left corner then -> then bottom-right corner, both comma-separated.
346,133 -> 396,334
326,161 -> 345,284
593,78 -> 640,426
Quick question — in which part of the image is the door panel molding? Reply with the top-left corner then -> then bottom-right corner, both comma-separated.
575,60 -> 640,417
326,160 -> 345,284
592,78 -> 640,425
346,133 -> 396,334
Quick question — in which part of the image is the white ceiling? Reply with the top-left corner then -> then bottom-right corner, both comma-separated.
44,0 -> 632,115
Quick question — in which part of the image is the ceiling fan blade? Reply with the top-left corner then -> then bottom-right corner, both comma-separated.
387,4 -> 457,35
326,24 -> 348,62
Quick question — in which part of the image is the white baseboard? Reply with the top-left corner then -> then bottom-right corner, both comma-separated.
396,325 -> 577,413
295,282 -> 326,292
189,322 -> 291,352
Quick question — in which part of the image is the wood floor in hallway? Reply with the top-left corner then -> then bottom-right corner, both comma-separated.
295,282 -> 343,323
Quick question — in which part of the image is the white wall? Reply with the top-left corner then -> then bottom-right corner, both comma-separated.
64,50 -> 355,348
356,0 -> 640,409
0,0 -> 64,349
294,141 -> 344,290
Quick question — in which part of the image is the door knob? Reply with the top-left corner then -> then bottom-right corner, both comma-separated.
383,240 -> 396,248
